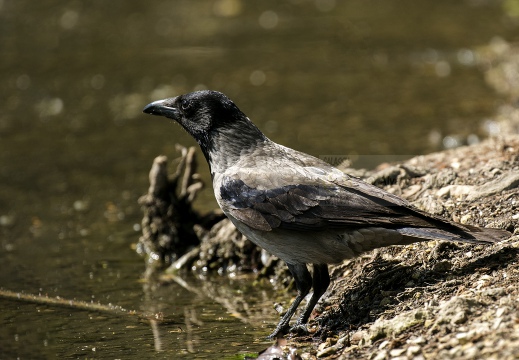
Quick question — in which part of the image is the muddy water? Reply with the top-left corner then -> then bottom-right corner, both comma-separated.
1,0 -> 518,358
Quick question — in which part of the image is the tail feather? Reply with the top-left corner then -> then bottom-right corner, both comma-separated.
397,226 -> 510,244
461,225 -> 511,243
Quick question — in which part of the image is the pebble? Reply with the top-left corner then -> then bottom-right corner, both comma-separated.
432,260 -> 452,272
455,332 -> 470,345
493,317 -> 503,330
371,350 -> 388,360
480,287 -> 506,298
452,311 -> 468,324
462,345 -> 479,358
378,340 -> 389,350
406,345 -> 422,356
317,341 -> 329,351
449,346 -> 462,357
436,184 -> 474,198
350,330 -> 367,344
389,348 -> 406,357
316,345 -> 338,358
460,213 -> 472,224
408,336 -> 426,345
496,307 -> 507,317
316,335 -> 348,358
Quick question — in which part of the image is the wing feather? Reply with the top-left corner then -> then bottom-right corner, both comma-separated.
219,169 -> 474,238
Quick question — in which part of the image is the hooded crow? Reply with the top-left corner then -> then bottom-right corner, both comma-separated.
143,90 -> 510,339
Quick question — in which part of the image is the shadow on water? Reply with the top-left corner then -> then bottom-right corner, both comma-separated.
1,0 -> 518,358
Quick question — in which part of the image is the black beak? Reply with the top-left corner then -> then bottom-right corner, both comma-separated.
143,98 -> 180,120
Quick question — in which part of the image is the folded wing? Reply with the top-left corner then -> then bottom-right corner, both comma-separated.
219,172 -> 508,243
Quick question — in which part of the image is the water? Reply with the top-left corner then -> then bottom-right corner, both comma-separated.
1,0 -> 518,358
0,273 -> 279,358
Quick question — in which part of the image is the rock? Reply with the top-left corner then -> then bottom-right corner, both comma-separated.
466,172 -> 519,201
413,195 -> 445,215
479,287 -> 506,299
406,345 -> 422,356
436,184 -> 474,199
389,348 -> 406,357
371,350 -> 388,360
316,345 -> 338,358
452,311 -> 468,325
460,214 -> 472,224
432,260 -> 452,272
367,308 -> 427,343
351,330 -> 367,344
316,335 -> 348,358
431,296 -> 480,328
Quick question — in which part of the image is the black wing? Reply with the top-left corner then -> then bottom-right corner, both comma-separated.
219,176 -> 458,233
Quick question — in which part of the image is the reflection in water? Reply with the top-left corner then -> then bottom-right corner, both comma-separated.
140,270 -> 280,357
1,0 -> 518,358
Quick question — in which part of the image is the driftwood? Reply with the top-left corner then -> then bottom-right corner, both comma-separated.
137,145 -> 285,281
137,145 -> 224,271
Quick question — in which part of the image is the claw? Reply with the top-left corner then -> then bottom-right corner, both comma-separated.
266,322 -> 290,340
289,323 -> 309,336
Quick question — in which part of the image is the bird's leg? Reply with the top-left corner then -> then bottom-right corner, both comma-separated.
291,264 -> 330,334
267,263 -> 312,340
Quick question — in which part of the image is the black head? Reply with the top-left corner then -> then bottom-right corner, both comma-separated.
143,90 -> 267,163
144,90 -> 246,139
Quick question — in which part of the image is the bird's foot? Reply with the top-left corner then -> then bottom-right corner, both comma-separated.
289,323 -> 309,336
266,322 -> 290,340
267,322 -> 310,340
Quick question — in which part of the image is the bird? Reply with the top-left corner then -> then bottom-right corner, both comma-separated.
143,90 -> 511,339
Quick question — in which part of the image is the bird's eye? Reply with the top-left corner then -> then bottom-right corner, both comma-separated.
180,99 -> 191,111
